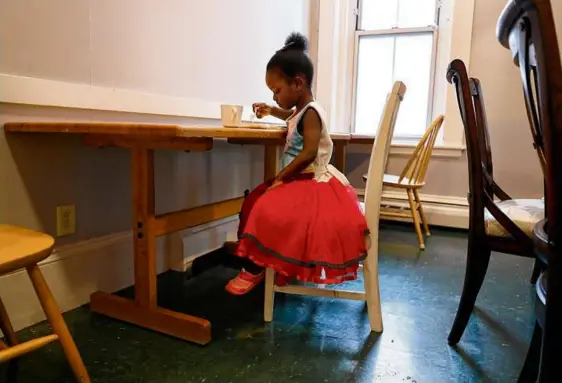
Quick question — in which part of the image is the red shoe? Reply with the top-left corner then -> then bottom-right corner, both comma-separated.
225,269 -> 265,295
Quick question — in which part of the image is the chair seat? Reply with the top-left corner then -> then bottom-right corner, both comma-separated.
362,173 -> 425,189
0,225 -> 54,274
383,174 -> 425,188
484,199 -> 544,237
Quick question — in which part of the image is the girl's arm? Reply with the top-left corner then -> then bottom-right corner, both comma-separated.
270,106 -> 294,121
274,109 -> 322,183
253,103 -> 294,121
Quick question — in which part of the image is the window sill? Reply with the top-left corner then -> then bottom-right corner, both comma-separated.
347,136 -> 465,158
390,142 -> 465,158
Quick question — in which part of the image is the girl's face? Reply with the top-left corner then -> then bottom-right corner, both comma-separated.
265,69 -> 306,110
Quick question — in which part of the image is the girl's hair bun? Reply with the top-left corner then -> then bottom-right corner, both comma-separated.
282,32 -> 308,52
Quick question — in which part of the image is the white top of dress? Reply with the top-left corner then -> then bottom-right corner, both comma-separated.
281,102 -> 350,185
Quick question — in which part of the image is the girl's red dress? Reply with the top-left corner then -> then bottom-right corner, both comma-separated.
235,103 -> 369,284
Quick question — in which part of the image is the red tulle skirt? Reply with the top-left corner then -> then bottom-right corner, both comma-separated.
236,174 -> 369,284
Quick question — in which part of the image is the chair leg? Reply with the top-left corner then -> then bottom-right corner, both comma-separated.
414,190 -> 431,237
26,264 -> 90,383
530,259 -> 545,285
407,189 -> 425,250
363,240 -> 383,332
517,321 -> 542,383
0,296 -> 17,346
264,268 -> 275,323
448,239 -> 491,345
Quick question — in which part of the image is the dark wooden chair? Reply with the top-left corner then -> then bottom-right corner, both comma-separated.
497,0 -> 562,380
472,76 -> 546,285
518,219 -> 547,383
446,59 -> 544,346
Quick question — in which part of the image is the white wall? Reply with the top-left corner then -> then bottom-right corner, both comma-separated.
0,0 -> 309,110
0,0 -> 309,330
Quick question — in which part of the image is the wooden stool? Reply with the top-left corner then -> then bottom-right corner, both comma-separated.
0,225 -> 90,382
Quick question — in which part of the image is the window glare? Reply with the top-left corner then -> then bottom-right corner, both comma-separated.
354,33 -> 433,137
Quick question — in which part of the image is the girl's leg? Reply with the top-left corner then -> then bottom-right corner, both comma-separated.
239,258 -> 264,275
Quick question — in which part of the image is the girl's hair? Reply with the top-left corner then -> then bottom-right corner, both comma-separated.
266,32 -> 314,88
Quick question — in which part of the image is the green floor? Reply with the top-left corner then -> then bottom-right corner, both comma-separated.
0,225 -> 536,382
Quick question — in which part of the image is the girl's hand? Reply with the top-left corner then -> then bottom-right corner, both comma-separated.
252,103 -> 272,119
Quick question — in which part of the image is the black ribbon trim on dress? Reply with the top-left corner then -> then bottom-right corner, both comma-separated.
238,233 -> 368,269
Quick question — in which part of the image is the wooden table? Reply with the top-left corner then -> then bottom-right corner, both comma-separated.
349,133 -> 376,145
3,122 -> 350,345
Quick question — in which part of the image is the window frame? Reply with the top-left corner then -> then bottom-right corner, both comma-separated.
351,28 -> 439,139
311,0 -> 474,158
350,0 -> 441,139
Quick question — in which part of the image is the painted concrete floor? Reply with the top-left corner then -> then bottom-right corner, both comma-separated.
0,225 -> 536,382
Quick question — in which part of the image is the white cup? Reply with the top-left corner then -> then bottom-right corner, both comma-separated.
221,104 -> 243,127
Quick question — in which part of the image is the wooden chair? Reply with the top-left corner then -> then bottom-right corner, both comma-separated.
264,81 -> 407,333
0,225 -> 90,382
472,75 -> 545,284
366,115 -> 445,250
446,59 -> 544,346
518,219 -> 547,383
498,0 -> 562,380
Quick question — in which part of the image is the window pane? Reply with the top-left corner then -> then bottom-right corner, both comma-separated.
360,0 -> 437,30
393,33 -> 433,137
354,35 -> 395,136
354,33 -> 434,137
397,0 -> 437,28
360,0 -> 398,30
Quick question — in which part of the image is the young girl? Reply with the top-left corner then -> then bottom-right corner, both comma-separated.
226,32 -> 369,295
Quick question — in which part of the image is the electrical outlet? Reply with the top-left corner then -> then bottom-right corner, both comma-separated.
56,205 -> 76,237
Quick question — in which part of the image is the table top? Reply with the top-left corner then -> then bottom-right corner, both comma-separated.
4,122 -> 351,141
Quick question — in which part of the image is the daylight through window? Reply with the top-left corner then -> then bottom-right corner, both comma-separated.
352,0 -> 440,138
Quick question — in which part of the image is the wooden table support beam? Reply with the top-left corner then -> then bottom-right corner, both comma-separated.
83,134 -> 214,152
153,197 -> 244,236
90,292 -> 211,345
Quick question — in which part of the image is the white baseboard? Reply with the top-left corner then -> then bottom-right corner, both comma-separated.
348,141 -> 465,158
171,216 -> 240,271
357,189 -> 469,229
0,217 -> 238,332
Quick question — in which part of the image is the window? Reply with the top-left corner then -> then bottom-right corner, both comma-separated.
352,0 -> 440,138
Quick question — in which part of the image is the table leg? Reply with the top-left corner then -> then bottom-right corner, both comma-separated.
333,141 -> 347,173
263,145 -> 279,322
264,144 -> 279,180
90,146 -> 211,345
131,147 -> 157,307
